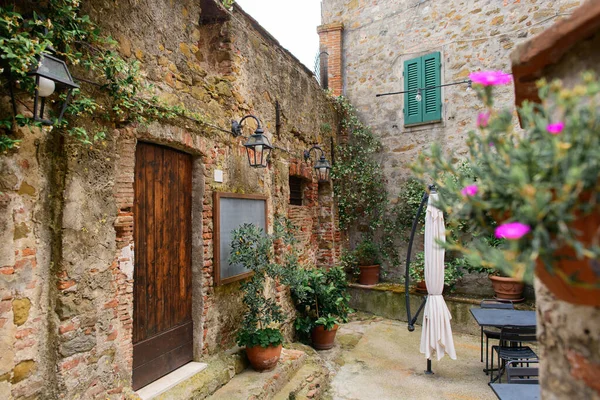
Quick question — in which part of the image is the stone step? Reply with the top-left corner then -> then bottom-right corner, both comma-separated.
207,348 -> 307,400
144,349 -> 247,400
272,361 -> 330,400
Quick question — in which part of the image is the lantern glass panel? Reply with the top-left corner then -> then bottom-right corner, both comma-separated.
36,54 -> 78,88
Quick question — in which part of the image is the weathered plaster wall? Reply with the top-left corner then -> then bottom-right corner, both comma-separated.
0,0 -> 341,398
320,0 -> 583,194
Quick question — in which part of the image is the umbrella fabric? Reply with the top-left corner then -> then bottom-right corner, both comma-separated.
419,193 -> 457,361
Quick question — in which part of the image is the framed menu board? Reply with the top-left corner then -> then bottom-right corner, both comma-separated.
213,192 -> 268,285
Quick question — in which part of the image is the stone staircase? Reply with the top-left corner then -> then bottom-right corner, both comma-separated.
140,321 -> 369,400
208,345 -> 331,400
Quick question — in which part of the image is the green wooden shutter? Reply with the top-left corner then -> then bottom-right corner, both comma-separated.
421,52 -> 442,123
404,57 -> 422,126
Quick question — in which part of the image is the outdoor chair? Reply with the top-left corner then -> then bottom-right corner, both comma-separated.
491,325 -> 538,383
505,360 -> 539,384
479,299 -> 514,374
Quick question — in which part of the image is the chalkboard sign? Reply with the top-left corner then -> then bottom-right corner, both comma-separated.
213,192 -> 268,285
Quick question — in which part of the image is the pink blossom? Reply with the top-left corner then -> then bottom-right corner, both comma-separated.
477,112 -> 490,128
461,185 -> 478,197
546,122 -> 565,135
469,71 -> 512,86
495,222 -> 531,240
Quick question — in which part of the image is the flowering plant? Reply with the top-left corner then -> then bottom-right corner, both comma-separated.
414,71 -> 600,286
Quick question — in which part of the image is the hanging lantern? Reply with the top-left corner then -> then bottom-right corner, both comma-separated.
304,145 -> 332,183
232,115 -> 273,168
16,51 -> 80,125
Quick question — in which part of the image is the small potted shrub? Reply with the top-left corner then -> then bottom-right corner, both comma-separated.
289,266 -> 352,350
230,223 -> 287,371
409,251 -> 428,293
409,251 -> 464,294
354,239 -> 381,285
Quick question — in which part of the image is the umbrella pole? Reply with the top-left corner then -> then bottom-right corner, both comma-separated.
425,359 -> 434,375
405,189 -> 430,331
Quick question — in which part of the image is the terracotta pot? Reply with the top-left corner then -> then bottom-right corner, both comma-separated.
489,275 -> 524,301
358,264 -> 380,285
311,324 -> 339,350
416,280 -> 428,293
534,198 -> 600,306
245,344 -> 282,371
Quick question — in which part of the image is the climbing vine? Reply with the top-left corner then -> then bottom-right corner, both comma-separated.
331,96 -> 428,273
0,1 -> 211,152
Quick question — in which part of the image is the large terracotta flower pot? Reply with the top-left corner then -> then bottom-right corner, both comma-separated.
489,275 -> 524,302
311,324 -> 339,350
358,264 -> 380,285
245,344 -> 282,371
535,200 -> 600,306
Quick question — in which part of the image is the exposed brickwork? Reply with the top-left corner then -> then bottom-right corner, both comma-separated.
317,23 -> 344,96
0,1 -> 341,399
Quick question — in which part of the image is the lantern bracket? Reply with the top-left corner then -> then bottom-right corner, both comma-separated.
231,114 -> 262,138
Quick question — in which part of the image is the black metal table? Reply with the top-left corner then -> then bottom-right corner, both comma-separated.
490,383 -> 540,400
470,308 -> 536,328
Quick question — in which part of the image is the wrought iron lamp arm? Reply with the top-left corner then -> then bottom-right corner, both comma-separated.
232,115 -> 263,137
303,145 -> 324,161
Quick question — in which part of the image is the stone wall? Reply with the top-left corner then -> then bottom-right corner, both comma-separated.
0,0 -> 341,398
320,0 -> 583,195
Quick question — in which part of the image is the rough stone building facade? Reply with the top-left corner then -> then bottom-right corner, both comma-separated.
319,0 -> 583,196
0,0 -> 341,398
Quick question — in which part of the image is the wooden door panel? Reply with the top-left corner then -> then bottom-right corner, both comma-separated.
133,142 -> 193,390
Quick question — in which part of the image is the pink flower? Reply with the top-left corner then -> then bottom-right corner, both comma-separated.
461,185 -> 478,197
495,222 -> 531,240
546,122 -> 565,135
469,71 -> 512,86
477,112 -> 490,128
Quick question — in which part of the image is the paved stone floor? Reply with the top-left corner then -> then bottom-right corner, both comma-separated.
325,316 -> 496,400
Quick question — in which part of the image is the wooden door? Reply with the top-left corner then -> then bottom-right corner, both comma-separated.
133,142 -> 193,390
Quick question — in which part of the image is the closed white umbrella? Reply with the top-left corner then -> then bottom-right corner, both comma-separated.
419,192 -> 457,361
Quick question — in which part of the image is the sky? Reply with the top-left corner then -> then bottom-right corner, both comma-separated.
235,0 -> 322,71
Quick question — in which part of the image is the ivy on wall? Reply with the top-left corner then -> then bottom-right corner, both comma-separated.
0,1 -> 211,152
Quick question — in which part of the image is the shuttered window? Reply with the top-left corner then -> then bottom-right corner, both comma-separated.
403,52 -> 442,126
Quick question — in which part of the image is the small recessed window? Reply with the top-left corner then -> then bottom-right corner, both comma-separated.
289,176 -> 304,206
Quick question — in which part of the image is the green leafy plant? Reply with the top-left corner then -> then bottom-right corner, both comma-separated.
288,266 -> 353,342
414,71 -> 600,286
229,221 -> 299,348
408,251 -> 463,291
0,2 -> 213,151
354,238 -> 380,266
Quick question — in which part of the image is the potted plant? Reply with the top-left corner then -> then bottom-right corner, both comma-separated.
354,239 -> 381,285
414,71 -> 600,306
408,251 -> 428,293
289,266 -> 352,350
229,223 -> 287,371
409,251 -> 464,294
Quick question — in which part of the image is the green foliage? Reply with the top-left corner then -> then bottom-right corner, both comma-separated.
287,266 -> 353,342
353,238 -> 380,266
0,2 -> 211,151
229,220 -> 299,348
331,96 -> 387,231
221,0 -> 236,9
414,73 -> 600,286
408,251 -> 464,291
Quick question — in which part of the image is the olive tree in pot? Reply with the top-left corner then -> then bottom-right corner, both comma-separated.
288,266 -> 352,350
354,239 -> 381,285
229,222 -> 291,371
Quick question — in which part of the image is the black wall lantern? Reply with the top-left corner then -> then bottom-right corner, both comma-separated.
232,115 -> 273,168
304,145 -> 332,182
9,49 -> 79,126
